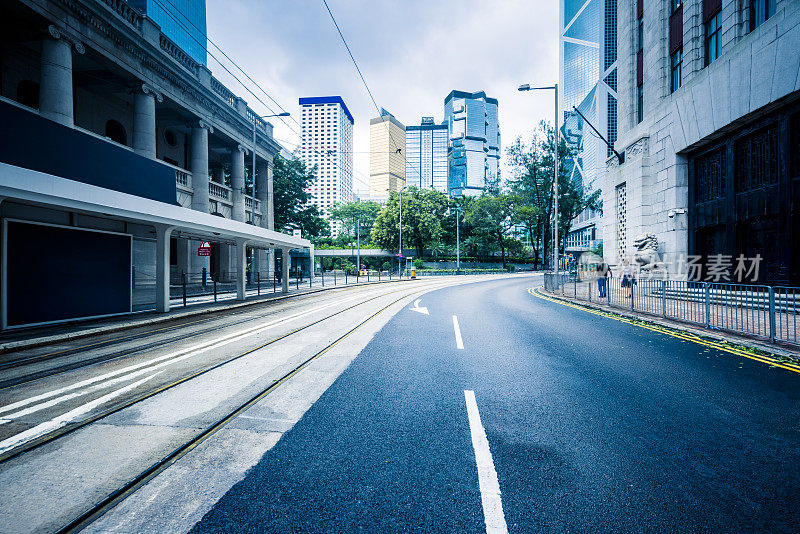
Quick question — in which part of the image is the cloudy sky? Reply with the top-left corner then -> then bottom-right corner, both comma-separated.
206,0 -> 558,194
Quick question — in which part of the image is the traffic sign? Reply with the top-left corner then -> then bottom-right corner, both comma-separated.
198,242 -> 211,256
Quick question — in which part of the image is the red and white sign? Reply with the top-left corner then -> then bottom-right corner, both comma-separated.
198,242 -> 211,256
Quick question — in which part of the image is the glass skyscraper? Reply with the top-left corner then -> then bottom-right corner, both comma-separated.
128,0 -> 208,66
444,90 -> 500,197
405,117 -> 448,194
560,0 -> 617,252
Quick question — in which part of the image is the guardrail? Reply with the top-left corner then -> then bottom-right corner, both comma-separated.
543,273 -> 799,346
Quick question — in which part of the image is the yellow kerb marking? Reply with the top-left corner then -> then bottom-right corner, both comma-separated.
528,287 -> 800,375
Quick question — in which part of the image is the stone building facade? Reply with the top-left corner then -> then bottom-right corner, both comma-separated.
605,0 -> 800,285
0,0 -> 309,327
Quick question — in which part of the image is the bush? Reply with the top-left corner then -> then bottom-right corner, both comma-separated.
413,258 -> 425,269
381,261 -> 390,271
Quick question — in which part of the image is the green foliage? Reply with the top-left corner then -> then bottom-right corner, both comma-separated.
381,261 -> 391,271
272,155 -> 329,240
370,187 -> 450,258
328,200 -> 382,242
464,193 -> 518,266
413,258 -> 424,269
506,121 -> 602,264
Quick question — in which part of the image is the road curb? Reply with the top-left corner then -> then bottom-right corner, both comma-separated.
538,287 -> 800,362
0,279 -> 410,355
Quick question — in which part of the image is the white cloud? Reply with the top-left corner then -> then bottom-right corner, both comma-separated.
206,0 -> 558,193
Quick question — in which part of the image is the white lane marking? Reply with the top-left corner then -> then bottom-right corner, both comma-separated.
0,293 -> 368,419
0,371 -> 162,455
452,315 -> 464,350
409,299 -> 429,315
464,390 -> 508,534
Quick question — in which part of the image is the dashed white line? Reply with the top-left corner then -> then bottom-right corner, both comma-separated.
464,390 -> 508,534
452,315 -> 464,350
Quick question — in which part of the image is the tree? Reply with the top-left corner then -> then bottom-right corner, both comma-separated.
328,200 -> 382,243
370,187 -> 450,258
465,193 -> 518,266
272,155 -> 328,240
506,121 -> 602,267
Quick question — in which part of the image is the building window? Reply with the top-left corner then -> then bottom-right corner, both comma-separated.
704,12 -> 721,66
695,146 -> 726,202
637,85 -> 643,123
105,120 -> 127,145
735,125 -> 780,192
16,80 -> 40,109
670,48 -> 682,92
750,0 -> 776,31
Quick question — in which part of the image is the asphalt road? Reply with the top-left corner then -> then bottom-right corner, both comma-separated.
191,275 -> 800,533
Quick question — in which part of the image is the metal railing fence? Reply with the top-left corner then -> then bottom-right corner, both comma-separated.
542,273 -> 799,346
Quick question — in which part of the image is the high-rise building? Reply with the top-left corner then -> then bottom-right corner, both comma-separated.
605,0 -> 799,285
444,90 -> 500,197
369,109 -> 405,197
128,0 -> 208,66
559,0 -> 617,254
299,96 -> 354,236
405,117 -> 449,194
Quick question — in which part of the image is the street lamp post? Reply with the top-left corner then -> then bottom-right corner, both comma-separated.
518,83 -> 559,277
398,185 -> 408,278
453,205 -> 463,274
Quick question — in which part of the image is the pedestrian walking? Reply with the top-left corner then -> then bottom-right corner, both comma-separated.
596,260 -> 611,298
621,259 -> 636,298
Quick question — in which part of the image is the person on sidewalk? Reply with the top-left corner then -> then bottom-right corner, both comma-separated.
596,260 -> 612,298
621,260 -> 636,298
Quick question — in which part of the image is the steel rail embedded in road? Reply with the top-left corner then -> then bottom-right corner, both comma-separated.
0,285 -> 396,391
0,282 -> 440,464
54,284 -> 443,534
0,281 -> 406,384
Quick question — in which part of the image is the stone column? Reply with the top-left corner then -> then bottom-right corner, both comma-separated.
132,84 -> 161,158
40,26 -> 83,127
235,239 -> 248,301
231,144 -> 247,222
190,120 -> 213,213
256,158 -> 275,278
281,249 -> 291,294
155,224 -> 175,313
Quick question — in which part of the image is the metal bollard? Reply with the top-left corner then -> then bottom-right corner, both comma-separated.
322,270 -> 325,287
345,271 -> 348,285
367,271 -> 370,283
378,270 -> 381,281
296,274 -> 300,290
202,267 -> 207,287
213,277 -> 217,303
257,271 -> 260,296
273,274 -> 277,293
310,274 -> 312,288
334,270 -> 337,285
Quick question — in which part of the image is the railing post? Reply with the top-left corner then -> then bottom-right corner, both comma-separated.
213,276 -> 217,303
588,280 -> 591,302
310,273 -> 312,288
182,271 -> 187,308
768,286 -> 776,343
273,273 -> 277,293
257,271 -> 260,295
322,270 -> 325,287
296,274 -> 300,290
704,282 -> 711,328
345,271 -> 348,284
662,280 -> 667,318
202,267 -> 207,287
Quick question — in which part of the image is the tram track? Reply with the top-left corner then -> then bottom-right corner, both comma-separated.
0,282 -> 403,391
49,283 -> 439,532
0,280 -> 454,465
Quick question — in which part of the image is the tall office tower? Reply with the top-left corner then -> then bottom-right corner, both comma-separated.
369,109 -> 406,197
405,117 -> 449,193
559,0 -> 617,255
299,96 -> 354,236
128,0 -> 207,65
444,90 -> 500,197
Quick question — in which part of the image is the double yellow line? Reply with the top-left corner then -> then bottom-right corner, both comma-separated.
528,287 -> 800,375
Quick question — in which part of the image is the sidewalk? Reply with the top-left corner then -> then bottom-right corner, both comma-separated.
539,287 -> 800,361
0,278 -> 407,355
